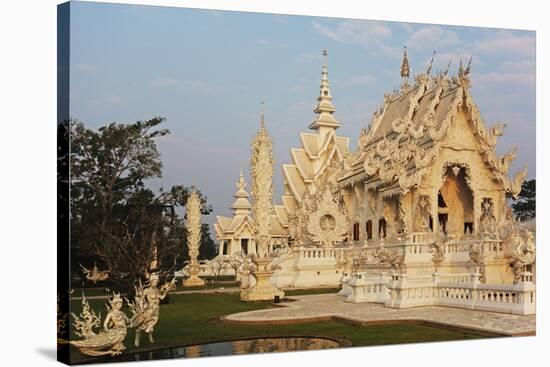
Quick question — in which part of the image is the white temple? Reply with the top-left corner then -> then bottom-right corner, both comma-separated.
213,49 -> 536,315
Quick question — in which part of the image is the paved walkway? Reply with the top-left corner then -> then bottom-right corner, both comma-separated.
223,294 -> 536,336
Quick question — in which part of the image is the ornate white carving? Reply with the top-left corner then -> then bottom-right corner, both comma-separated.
70,293 -> 130,356
183,190 -> 205,286
306,188 -> 349,247
250,119 -> 274,257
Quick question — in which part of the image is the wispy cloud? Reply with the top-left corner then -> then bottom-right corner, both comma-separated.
256,39 -> 270,46
407,26 -> 460,50
472,31 -> 535,58
312,20 -> 399,58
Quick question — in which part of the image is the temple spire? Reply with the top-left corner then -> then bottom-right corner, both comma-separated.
400,46 -> 411,78
309,49 -> 341,131
260,100 -> 266,130
232,168 -> 252,215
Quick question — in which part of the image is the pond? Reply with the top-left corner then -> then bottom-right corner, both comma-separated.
107,337 -> 340,362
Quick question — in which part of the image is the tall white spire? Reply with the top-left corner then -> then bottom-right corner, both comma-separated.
231,168 -> 252,215
309,49 -> 341,131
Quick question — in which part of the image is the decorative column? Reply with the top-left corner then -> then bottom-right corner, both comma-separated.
241,106 -> 284,301
183,189 -> 205,287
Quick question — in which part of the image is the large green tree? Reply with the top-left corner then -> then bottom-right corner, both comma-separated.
70,118 -> 216,293
512,179 -> 536,221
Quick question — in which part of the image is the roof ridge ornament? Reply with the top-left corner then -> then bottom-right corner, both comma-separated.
426,51 -> 436,75
260,100 -> 266,130
400,46 -> 411,90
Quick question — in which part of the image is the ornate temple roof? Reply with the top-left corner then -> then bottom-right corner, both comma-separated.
274,51 -> 350,229
338,51 -> 526,199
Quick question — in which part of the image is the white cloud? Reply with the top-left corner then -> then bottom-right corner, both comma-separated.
472,31 -> 535,58
500,59 -> 535,74
473,71 -> 535,87
407,26 -> 460,50
256,39 -> 270,46
312,20 -> 399,58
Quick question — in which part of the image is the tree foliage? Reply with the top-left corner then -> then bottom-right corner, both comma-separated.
512,179 -> 536,221
70,118 -> 217,293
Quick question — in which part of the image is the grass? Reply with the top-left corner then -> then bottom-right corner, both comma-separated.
67,292 -> 498,363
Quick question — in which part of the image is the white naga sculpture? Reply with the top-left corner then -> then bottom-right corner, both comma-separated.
129,274 -> 176,347
183,189 -> 205,287
241,109 -> 284,301
70,293 -> 130,356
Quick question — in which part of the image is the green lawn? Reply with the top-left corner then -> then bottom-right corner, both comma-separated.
68,292 -> 499,364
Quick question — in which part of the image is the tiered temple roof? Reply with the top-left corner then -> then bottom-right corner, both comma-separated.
273,50 -> 350,229
338,50 -> 526,199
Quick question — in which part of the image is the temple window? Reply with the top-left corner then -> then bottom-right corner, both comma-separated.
241,238 -> 249,254
353,222 -> 360,241
378,218 -> 387,238
464,222 -> 473,234
222,240 -> 228,255
366,220 -> 373,239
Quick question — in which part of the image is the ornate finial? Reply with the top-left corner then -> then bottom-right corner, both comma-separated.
260,101 -> 265,129
443,59 -> 452,75
426,51 -> 436,75
400,46 -> 410,78
237,168 -> 246,191
465,55 -> 472,75
309,49 -> 340,130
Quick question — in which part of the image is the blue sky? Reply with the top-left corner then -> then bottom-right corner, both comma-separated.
69,1 -> 536,228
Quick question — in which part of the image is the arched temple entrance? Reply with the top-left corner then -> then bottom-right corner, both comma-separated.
437,165 -> 474,237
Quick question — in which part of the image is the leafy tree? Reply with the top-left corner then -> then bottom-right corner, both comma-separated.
70,118 -> 216,293
512,179 -> 536,221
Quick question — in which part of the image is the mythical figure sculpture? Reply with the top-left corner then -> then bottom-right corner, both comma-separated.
498,205 -> 536,283
80,263 -> 110,284
495,147 -> 517,176
509,166 -> 528,199
372,246 -> 405,272
468,242 -> 486,283
70,293 -> 130,356
414,195 -> 431,232
479,198 -> 498,239
129,274 -> 176,347
429,232 -> 446,272
183,189 -> 205,287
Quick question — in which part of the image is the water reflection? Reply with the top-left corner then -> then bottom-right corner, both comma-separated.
110,337 -> 340,362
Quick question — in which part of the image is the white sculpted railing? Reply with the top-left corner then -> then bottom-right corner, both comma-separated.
344,271 -> 535,315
